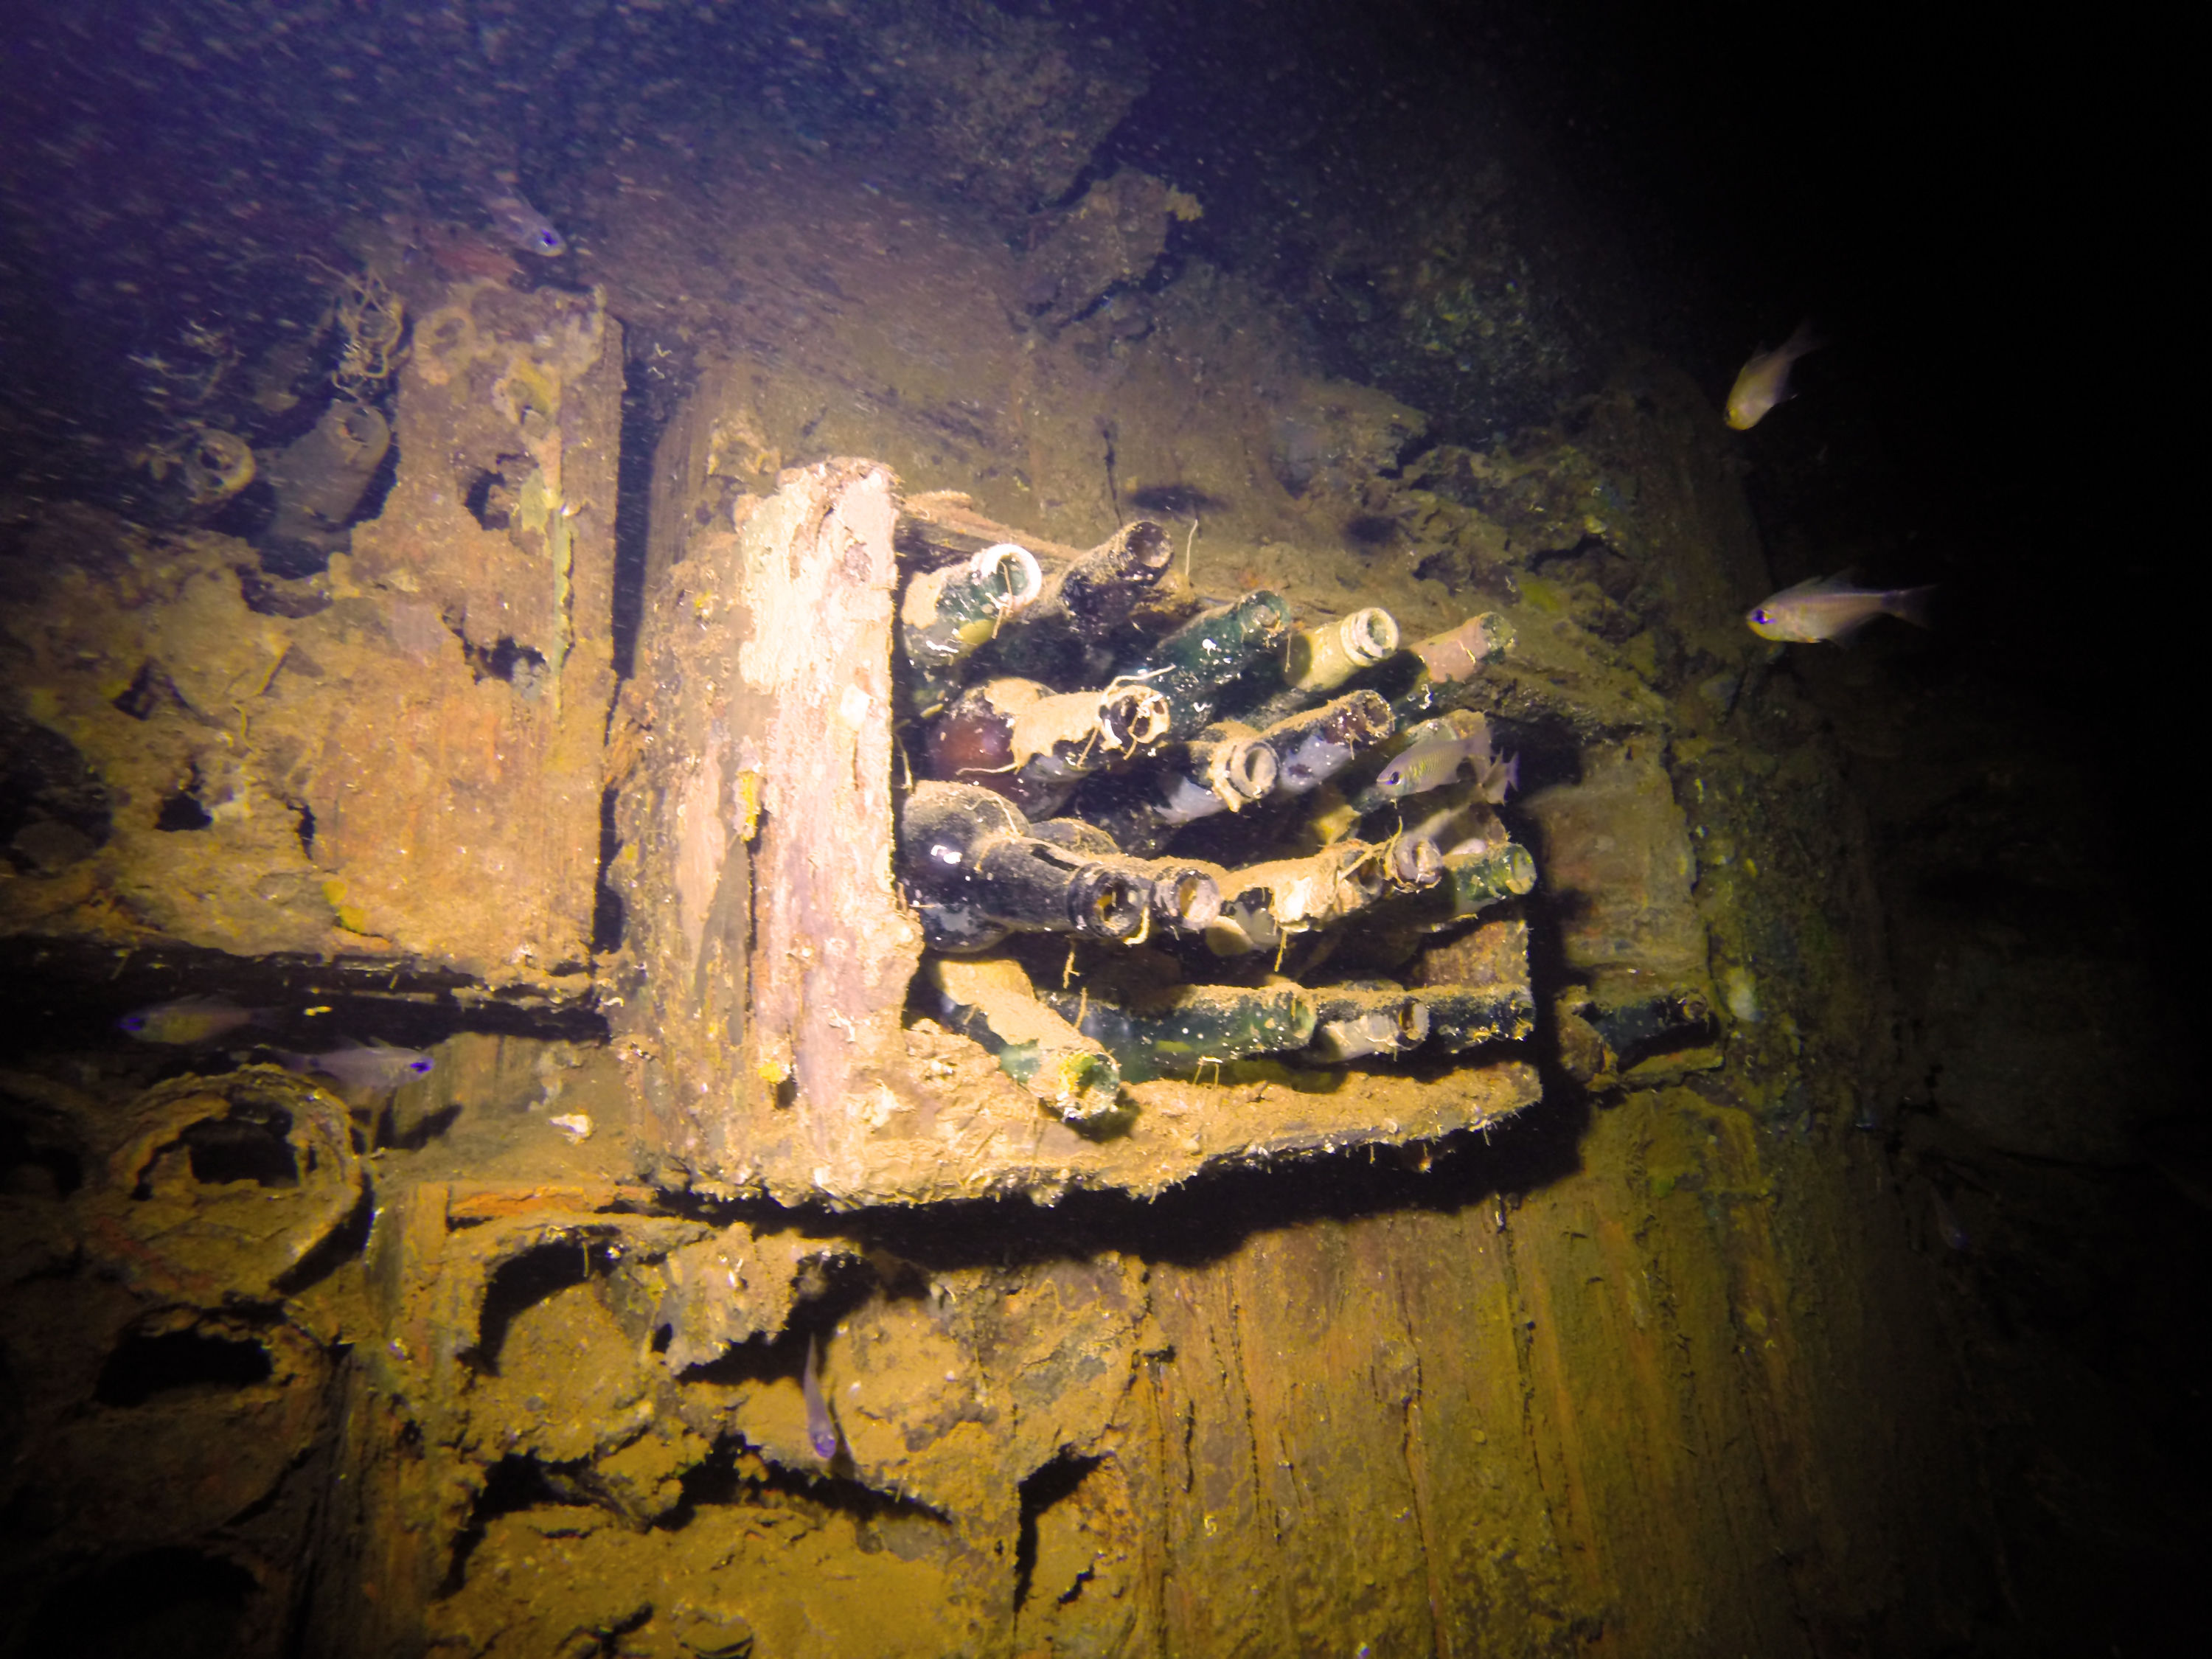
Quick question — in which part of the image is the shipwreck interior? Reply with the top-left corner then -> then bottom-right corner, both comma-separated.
0,2 -> 2191,1655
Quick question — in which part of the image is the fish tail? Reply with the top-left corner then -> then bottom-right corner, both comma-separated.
1885,585 -> 1936,629
1784,319 -> 1826,359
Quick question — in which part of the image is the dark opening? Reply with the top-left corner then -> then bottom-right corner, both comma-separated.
294,801 -> 316,854
1,713 -> 112,866
1342,512 -> 1398,547
471,1453 -> 570,1522
348,406 -> 401,524
473,1235 -> 603,1371
1012,1453 -> 1102,1611
97,1328 -> 274,1406
1125,482 -> 1226,518
463,467 -> 504,529
155,788 -> 213,832
460,635 -> 549,686
462,453 -> 536,531
591,785 -> 625,953
0,1103 -> 83,1198
178,1109 -> 299,1188
111,660 -> 175,721
611,341 -> 663,680
18,1548 -> 259,1659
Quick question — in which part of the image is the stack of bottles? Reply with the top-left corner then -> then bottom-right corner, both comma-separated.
894,521 -> 1536,1130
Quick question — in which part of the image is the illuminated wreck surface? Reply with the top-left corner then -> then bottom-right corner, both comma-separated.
0,4 -> 2191,1655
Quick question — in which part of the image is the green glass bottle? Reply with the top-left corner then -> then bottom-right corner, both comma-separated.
923,956 -> 1126,1129
1027,818 -> 1222,934
1256,689 -> 1396,796
1304,982 -> 1431,1062
1040,981 -> 1318,1082
1373,841 -> 1537,932
985,520 -> 1177,684
925,676 -> 1173,819
1118,589 -> 1294,740
1239,606 -> 1401,728
1377,611 -> 1514,723
900,542 -> 1046,717
1419,984 -> 1538,1052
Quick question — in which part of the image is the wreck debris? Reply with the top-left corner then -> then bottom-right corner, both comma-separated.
256,397 -> 390,571
321,263 -> 405,400
85,1067 -> 365,1307
613,454 -> 1538,1204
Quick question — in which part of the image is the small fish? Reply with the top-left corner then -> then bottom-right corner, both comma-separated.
276,1040 -> 435,1093
119,995 -> 266,1046
1372,717 -> 1517,803
1725,320 -> 1823,429
1747,574 -> 1935,643
801,1335 -> 838,1461
484,193 -> 566,257
420,224 -> 522,283
1930,1187 -> 1971,1253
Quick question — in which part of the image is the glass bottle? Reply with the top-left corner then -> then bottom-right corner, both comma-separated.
900,541 -> 1044,718
1117,588 -> 1294,740
900,782 -> 1153,948
1239,606 -> 1401,727
985,519 -> 1177,684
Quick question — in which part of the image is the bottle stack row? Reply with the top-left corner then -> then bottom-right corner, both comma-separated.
892,518 -> 1536,1129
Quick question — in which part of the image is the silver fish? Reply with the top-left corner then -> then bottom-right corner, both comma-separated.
485,193 -> 566,257
276,1040 -> 435,1093
1372,717 -> 1517,803
1725,320 -> 1822,429
801,1335 -> 838,1460
1747,574 -> 1935,644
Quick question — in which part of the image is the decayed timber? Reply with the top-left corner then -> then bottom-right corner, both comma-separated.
0,284 -> 622,1002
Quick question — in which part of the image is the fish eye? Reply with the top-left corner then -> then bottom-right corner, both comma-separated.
1751,608 -> 1770,623
119,1014 -> 145,1031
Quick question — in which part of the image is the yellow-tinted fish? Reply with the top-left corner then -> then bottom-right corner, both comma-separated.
119,995 -> 265,1045
1747,574 -> 1935,643
1725,320 -> 1823,429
